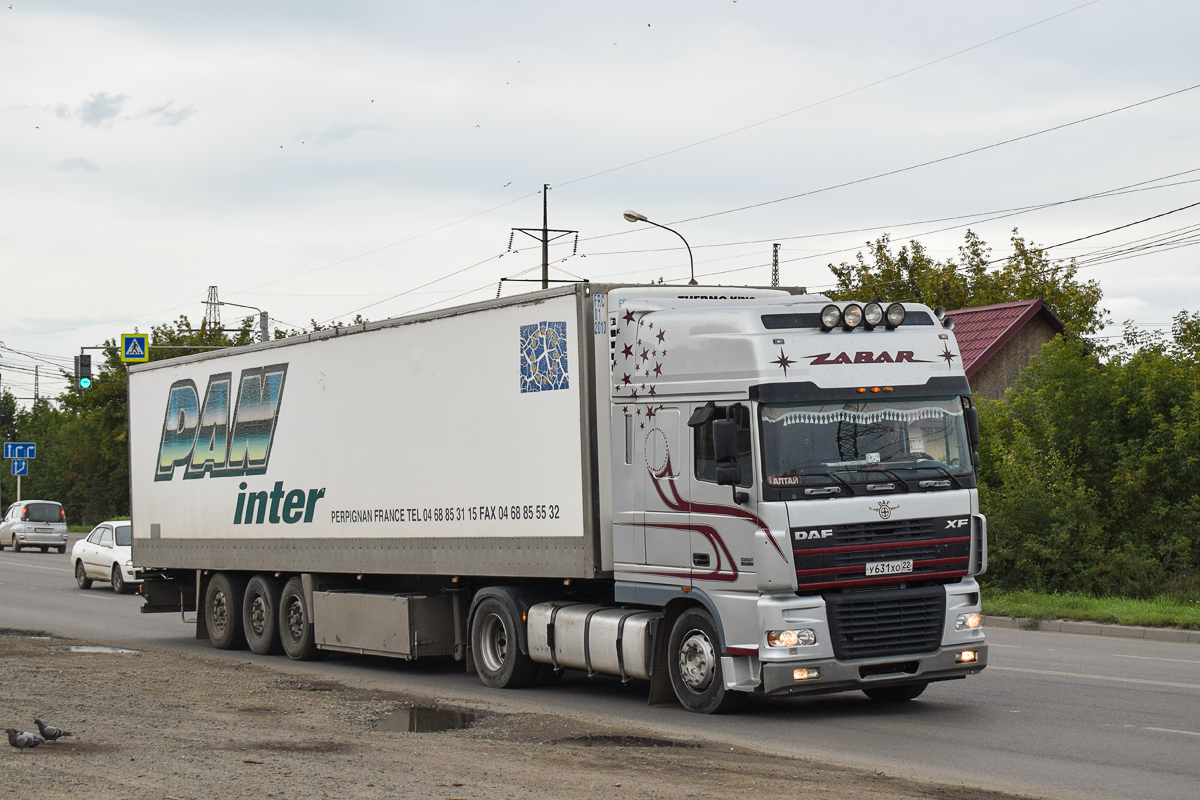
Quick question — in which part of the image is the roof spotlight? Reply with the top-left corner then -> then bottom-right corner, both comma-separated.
885,302 -> 906,329
819,304 -> 842,331
863,302 -> 884,328
943,315 -> 955,331
842,303 -> 864,330
934,306 -> 946,320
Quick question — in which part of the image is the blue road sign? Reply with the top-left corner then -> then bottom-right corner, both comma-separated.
3,442 -> 36,459
121,333 -> 150,363
11,459 -> 28,477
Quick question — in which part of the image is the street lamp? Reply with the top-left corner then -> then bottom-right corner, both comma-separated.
219,301 -> 270,343
623,210 -> 698,286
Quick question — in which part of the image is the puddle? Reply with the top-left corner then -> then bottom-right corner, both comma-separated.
550,735 -> 701,749
50,645 -> 140,654
376,705 -> 477,733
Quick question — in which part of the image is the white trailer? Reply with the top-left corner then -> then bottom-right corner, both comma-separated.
130,283 -> 987,712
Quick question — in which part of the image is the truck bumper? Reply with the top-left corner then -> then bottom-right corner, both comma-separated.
760,643 -> 987,696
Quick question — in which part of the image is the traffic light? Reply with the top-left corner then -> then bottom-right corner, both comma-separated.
74,354 -> 92,390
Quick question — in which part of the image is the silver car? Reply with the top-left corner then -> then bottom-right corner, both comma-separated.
71,521 -> 140,594
0,500 -> 69,553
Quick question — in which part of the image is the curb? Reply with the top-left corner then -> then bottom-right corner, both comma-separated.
984,615 -> 1200,644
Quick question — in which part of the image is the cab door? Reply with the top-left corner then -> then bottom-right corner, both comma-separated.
611,404 -> 645,566
688,403 -> 757,585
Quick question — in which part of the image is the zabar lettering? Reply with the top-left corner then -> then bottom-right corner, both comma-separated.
806,351 -> 930,365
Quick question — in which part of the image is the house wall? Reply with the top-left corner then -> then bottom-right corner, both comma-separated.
970,317 -> 1059,400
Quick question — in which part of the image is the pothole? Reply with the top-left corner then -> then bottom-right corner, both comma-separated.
376,705 -> 478,733
549,735 -> 701,749
50,645 -> 140,654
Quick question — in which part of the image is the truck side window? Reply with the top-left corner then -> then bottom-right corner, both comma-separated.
694,404 -> 753,487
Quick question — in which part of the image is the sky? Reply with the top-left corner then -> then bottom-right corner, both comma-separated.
2,0 -> 1198,402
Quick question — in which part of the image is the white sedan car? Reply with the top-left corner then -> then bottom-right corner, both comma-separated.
72,521 -> 140,594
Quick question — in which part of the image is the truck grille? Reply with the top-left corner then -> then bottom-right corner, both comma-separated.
824,586 -> 945,660
791,516 -> 970,592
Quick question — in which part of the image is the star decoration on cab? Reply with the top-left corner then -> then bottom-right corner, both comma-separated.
772,349 -> 795,376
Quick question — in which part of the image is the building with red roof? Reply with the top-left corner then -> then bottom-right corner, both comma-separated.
945,299 -> 1065,400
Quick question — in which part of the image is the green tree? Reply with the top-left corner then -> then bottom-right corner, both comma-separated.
827,229 -> 1108,338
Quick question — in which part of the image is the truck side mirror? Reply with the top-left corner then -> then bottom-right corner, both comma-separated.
712,418 -> 749,505
963,406 -> 980,449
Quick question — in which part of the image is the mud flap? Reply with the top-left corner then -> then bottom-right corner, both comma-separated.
195,570 -> 209,641
646,616 -> 677,706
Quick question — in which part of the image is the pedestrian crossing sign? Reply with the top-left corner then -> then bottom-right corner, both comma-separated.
121,333 -> 150,363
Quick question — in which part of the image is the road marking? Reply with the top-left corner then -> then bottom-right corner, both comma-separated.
989,666 -> 1200,690
0,561 -> 72,574
1114,654 -> 1200,665
1143,727 -> 1200,737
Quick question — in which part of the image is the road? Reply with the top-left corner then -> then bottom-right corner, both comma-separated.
2,545 -> 1198,800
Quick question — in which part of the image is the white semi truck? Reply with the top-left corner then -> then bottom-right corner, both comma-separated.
129,283 -> 987,712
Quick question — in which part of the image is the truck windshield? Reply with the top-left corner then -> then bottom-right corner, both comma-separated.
760,396 -> 972,482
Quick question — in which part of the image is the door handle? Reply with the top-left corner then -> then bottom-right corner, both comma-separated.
692,553 -> 710,567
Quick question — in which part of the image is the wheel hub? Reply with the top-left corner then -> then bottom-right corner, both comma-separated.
210,592 -> 228,634
285,597 -> 305,641
250,596 -> 268,636
677,629 -> 716,692
478,613 -> 509,674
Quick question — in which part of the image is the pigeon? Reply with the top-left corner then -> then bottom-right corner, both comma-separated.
34,719 -> 73,743
6,728 -> 45,752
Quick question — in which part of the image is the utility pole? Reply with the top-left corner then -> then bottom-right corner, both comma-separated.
772,243 -> 780,287
33,366 -> 38,401
512,184 -> 577,290
205,286 -> 222,331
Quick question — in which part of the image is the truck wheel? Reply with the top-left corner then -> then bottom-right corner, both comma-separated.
75,560 -> 93,590
278,577 -> 324,660
205,572 -> 249,650
470,597 -> 537,689
667,608 -> 742,714
863,682 -> 929,702
243,574 -> 284,655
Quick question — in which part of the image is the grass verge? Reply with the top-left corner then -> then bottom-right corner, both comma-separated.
983,589 -> 1200,630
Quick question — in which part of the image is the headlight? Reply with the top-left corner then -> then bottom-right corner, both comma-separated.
863,302 -> 884,327
842,303 -> 863,329
767,629 -> 816,647
885,302 -> 906,328
955,612 -> 982,631
819,304 -> 842,331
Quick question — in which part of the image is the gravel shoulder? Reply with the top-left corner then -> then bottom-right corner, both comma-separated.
1,631 -> 1034,800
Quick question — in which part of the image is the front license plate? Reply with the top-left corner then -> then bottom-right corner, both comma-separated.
865,559 -> 913,576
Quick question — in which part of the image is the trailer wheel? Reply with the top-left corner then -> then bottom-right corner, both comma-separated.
470,597 -> 537,689
278,577 -> 324,661
667,608 -> 742,714
243,574 -> 284,655
862,681 -> 929,702
204,572 -> 249,650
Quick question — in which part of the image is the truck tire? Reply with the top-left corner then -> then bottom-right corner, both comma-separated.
205,572 -> 249,650
470,597 -> 537,689
863,682 -> 929,702
243,574 -> 284,655
278,577 -> 324,661
667,607 -> 742,714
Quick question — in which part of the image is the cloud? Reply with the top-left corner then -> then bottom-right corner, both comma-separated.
312,123 -> 386,146
144,102 -> 195,126
77,92 -> 128,126
55,158 -> 99,172
55,103 -> 71,120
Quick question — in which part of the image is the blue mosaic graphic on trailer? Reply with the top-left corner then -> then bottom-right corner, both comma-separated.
520,321 -> 569,393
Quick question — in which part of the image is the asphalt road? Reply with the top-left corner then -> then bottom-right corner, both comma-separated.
2,545 -> 1198,800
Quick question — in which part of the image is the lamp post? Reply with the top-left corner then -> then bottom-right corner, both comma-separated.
219,301 -> 269,343
623,210 -> 698,286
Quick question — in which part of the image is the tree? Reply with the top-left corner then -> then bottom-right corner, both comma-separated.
826,229 -> 1108,338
